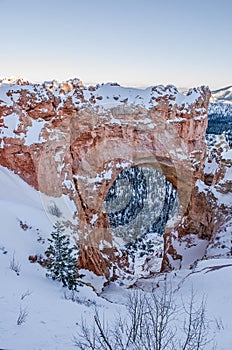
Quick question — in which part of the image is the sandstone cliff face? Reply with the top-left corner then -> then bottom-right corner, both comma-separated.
162,134 -> 232,272
0,78 -> 215,278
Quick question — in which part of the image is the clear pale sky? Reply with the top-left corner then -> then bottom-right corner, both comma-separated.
0,0 -> 231,89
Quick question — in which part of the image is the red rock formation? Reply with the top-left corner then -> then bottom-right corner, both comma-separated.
0,79 -> 213,278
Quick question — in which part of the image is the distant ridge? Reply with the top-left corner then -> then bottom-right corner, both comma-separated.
211,85 -> 232,104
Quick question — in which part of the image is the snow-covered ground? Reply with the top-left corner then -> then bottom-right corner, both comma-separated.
0,165 -> 232,349
0,166 -> 116,349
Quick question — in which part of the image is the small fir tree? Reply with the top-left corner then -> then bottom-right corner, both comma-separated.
45,222 -> 84,290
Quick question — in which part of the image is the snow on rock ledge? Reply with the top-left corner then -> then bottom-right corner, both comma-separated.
0,78 -> 212,279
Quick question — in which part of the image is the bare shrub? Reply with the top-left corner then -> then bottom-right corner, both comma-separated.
48,202 -> 62,218
63,289 -> 96,307
74,282 -> 215,350
180,290 -> 211,350
16,306 -> 28,325
21,289 -> 32,300
9,253 -> 21,276
215,317 -> 224,331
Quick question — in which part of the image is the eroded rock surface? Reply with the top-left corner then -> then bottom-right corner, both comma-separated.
1,77 -> 222,279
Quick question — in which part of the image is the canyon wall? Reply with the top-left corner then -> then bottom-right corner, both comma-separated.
1,78 -> 224,279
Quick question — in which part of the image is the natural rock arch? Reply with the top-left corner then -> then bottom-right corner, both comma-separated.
0,80 -> 212,279
69,102 -> 208,278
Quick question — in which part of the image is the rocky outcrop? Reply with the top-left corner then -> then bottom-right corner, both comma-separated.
0,78 -> 214,278
162,133 -> 232,271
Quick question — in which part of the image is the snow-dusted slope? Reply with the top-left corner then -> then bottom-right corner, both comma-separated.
0,166 -> 232,349
211,85 -> 232,104
207,85 -> 232,115
209,85 -> 232,117
0,166 -> 113,349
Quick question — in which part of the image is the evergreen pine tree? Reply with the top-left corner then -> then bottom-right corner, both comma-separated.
45,222 -> 84,290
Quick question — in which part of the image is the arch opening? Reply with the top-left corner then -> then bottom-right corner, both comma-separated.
104,166 -> 180,272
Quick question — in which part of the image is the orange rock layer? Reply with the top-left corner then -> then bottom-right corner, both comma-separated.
1,79 -> 220,279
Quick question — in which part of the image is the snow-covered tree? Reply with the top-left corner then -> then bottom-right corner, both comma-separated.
45,222 -> 84,290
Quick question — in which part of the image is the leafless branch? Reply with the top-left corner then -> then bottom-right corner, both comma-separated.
16,306 -> 28,325
74,282 -> 215,350
9,253 -> 21,275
